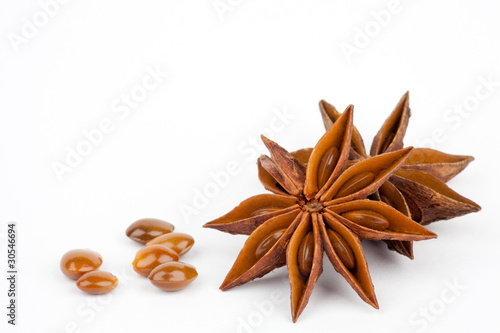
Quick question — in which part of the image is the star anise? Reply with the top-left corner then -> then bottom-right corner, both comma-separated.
204,107 -> 437,322
316,93 -> 481,258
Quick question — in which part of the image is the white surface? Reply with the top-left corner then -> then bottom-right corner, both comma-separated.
0,1 -> 498,332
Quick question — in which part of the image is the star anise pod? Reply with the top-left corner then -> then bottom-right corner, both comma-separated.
204,107 -> 437,322
317,93 -> 481,258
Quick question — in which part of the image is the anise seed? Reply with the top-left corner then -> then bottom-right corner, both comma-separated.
341,210 -> 389,231
326,229 -> 356,269
297,231 -> 314,276
335,172 -> 375,198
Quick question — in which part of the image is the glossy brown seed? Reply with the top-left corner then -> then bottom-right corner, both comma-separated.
297,231 -> 314,277
254,228 -> 286,259
326,229 -> 356,269
60,249 -> 103,280
132,245 -> 179,277
335,172 -> 375,198
148,262 -> 198,291
76,271 -> 118,294
126,218 -> 175,243
317,146 -> 340,189
342,210 -> 389,231
146,233 -> 195,256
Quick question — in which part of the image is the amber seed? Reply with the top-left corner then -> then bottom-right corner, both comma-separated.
132,244 -> 179,277
326,229 -> 356,269
126,218 -> 175,243
342,210 -> 389,231
76,271 -> 118,294
60,249 -> 103,280
297,231 -> 314,277
148,262 -> 198,291
254,229 -> 286,259
335,172 -> 375,198
146,233 -> 195,256
317,146 -> 340,189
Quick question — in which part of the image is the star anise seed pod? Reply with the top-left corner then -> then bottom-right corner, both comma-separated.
204,107 -> 437,322
317,92 -> 481,258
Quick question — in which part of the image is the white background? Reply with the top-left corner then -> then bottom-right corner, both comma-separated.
1,1 -> 498,332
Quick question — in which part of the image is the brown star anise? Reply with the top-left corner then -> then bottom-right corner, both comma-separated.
204,107 -> 437,322
317,93 -> 481,258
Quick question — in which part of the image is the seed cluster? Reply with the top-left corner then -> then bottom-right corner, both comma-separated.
60,218 -> 197,294
127,218 -> 198,291
60,249 -> 118,294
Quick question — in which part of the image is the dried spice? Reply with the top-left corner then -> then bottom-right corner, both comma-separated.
318,93 -> 481,258
60,249 -> 103,280
204,107 -> 437,322
149,262 -> 198,291
132,244 -> 179,277
126,218 -> 175,244
146,232 -> 195,256
76,271 -> 119,295
126,220 -> 198,292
